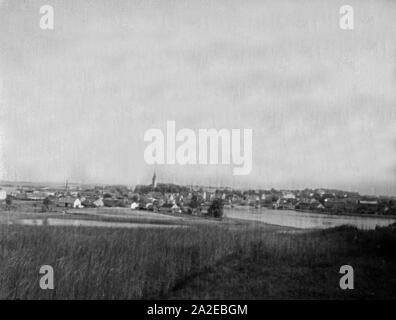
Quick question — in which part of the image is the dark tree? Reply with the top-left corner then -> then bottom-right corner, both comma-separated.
43,197 -> 51,209
5,195 -> 12,207
208,199 -> 224,218
190,195 -> 200,209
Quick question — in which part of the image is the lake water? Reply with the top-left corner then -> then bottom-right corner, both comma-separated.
5,208 -> 395,231
225,207 -> 396,230
10,218 -> 186,229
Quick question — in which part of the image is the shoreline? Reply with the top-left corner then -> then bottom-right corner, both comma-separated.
228,204 -> 396,220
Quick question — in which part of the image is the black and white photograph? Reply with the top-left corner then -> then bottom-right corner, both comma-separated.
0,0 -> 396,304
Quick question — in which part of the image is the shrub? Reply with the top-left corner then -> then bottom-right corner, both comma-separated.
190,195 -> 200,209
208,199 -> 224,218
42,197 -> 52,212
103,198 -> 126,208
43,197 -> 52,207
5,195 -> 12,206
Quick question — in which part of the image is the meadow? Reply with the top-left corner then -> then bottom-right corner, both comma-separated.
1,219 -> 396,299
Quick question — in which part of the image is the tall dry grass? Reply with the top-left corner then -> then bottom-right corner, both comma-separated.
1,224 -> 395,299
0,223 -> 270,299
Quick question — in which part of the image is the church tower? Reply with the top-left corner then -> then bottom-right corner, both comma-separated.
151,171 -> 157,189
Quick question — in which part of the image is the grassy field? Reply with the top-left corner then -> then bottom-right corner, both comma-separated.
1,218 -> 396,299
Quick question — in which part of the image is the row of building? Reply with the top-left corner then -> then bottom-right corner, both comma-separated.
1,174 -> 396,215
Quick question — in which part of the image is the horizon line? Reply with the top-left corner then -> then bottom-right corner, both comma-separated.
2,179 -> 396,198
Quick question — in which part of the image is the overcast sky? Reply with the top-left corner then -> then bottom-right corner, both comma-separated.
1,0 -> 396,195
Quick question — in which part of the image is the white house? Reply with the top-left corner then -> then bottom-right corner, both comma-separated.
93,198 -> 104,207
73,198 -> 84,209
0,189 -> 6,201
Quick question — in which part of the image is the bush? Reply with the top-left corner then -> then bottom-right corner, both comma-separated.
103,198 -> 126,208
82,199 -> 95,208
43,197 -> 52,207
208,199 -> 224,218
42,197 -> 52,212
5,195 -> 12,206
190,195 -> 200,209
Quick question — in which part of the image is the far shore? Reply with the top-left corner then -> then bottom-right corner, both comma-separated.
227,204 -> 396,220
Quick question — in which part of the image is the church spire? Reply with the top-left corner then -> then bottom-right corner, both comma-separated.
152,171 -> 157,189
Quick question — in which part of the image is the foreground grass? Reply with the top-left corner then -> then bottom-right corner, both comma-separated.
0,223 -> 273,299
0,223 -> 395,299
168,225 -> 396,299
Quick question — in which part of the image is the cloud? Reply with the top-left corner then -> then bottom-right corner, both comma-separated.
1,0 -> 396,194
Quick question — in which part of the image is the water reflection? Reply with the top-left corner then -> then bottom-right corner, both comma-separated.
226,208 -> 396,230
11,218 -> 186,229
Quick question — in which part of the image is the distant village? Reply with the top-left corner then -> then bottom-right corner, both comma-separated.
1,172 -> 396,217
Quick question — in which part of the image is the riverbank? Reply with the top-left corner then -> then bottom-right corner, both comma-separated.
225,207 -> 396,230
